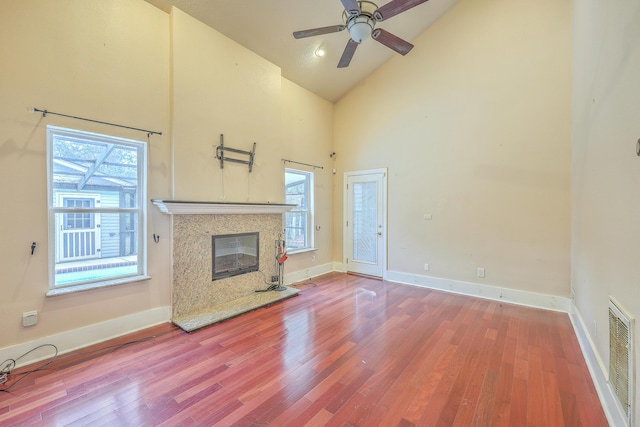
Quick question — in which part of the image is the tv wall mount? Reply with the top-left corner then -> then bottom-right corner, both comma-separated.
216,133 -> 256,172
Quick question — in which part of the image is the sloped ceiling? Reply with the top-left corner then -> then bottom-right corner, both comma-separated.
146,0 -> 460,102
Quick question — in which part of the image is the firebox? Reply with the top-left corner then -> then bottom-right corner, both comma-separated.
212,232 -> 259,280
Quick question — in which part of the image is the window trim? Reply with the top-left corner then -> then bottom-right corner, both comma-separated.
46,125 -> 148,293
284,167 -> 314,253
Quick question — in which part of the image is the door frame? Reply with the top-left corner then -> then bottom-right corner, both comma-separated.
343,168 -> 388,278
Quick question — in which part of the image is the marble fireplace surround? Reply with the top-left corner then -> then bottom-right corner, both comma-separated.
152,200 -> 299,332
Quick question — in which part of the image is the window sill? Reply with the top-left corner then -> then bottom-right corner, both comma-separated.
287,247 -> 318,256
46,275 -> 151,297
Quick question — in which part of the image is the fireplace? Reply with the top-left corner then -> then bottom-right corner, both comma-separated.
212,232 -> 259,280
151,200 -> 299,332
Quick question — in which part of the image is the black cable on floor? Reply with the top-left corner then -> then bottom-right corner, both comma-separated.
0,333 -> 165,393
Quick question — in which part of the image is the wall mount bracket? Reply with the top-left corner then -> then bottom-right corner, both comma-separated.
216,134 -> 256,172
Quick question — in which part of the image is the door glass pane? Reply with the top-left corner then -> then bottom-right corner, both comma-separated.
352,181 -> 377,263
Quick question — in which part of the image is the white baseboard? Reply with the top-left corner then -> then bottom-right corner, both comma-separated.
332,261 -> 347,273
284,262 -> 337,285
0,306 -> 171,369
285,266 -> 570,313
386,270 -> 571,312
570,305 -> 629,427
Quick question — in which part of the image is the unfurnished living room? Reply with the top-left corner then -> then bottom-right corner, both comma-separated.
0,0 -> 638,426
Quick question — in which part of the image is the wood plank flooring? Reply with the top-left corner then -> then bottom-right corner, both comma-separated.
0,273 -> 608,426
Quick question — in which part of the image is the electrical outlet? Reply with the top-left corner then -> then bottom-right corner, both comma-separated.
477,267 -> 485,278
271,275 -> 279,283
424,263 -> 430,271
22,311 -> 38,327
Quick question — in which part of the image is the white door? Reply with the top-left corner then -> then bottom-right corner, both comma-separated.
56,194 -> 101,262
344,169 -> 386,277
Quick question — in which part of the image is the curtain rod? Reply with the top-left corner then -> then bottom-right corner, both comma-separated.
32,107 -> 163,136
282,158 -> 324,170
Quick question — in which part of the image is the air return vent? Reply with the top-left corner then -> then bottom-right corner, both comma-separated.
609,297 -> 635,426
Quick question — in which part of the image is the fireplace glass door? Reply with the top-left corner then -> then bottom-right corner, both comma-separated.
212,232 -> 259,280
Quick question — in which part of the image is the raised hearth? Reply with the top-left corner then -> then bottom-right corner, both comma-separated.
172,286 -> 299,332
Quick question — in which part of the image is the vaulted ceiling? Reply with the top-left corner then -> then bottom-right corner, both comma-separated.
146,0 -> 460,102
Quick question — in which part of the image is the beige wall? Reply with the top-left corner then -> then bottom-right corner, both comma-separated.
572,0 -> 640,420
0,1 -> 333,353
171,7 -> 282,202
0,0 -> 172,349
280,79 -> 335,274
333,0 -> 572,296
170,8 -> 334,278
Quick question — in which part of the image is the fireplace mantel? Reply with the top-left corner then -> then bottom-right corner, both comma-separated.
151,199 -> 295,215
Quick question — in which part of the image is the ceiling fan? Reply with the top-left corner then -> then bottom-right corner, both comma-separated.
293,0 -> 429,68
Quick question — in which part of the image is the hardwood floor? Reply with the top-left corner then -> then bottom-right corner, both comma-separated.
0,273 -> 608,426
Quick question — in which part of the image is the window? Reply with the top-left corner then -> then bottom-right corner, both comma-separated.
47,126 -> 147,290
284,168 -> 314,252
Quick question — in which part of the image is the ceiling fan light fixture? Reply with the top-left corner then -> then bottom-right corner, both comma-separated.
347,16 -> 374,43
294,0 -> 420,69
315,47 -> 326,57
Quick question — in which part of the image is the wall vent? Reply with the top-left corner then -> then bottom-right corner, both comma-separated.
609,297 -> 635,426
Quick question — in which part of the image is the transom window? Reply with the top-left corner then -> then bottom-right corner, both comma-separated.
284,168 -> 314,252
47,126 -> 148,290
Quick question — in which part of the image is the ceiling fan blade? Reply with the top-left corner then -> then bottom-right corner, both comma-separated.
340,0 -> 361,16
293,25 -> 346,39
337,39 -> 359,68
372,29 -> 414,55
373,0 -> 430,21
